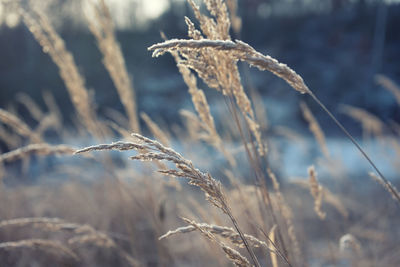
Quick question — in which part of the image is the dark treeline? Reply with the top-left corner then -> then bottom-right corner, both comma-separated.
0,1 -> 399,132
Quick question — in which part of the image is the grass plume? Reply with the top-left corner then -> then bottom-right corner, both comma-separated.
76,132 -> 261,267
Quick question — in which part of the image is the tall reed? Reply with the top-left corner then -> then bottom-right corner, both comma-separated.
149,38 -> 400,205
19,3 -> 103,138
76,133 -> 261,267
85,0 -> 140,133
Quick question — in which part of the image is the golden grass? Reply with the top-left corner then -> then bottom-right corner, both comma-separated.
156,0 -> 265,157
140,112 -> 171,147
300,102 -> 330,158
0,0 -> 399,266
0,108 -> 41,143
161,31 -> 237,166
226,0 -> 242,35
19,3 -> 103,138
76,132 -> 261,266
268,225 -> 278,267
0,239 -> 79,262
0,217 -> 140,266
341,104 -> 385,138
159,221 -> 275,253
149,39 -> 310,94
181,217 -> 252,267
267,168 -> 300,264
149,27 -> 399,206
86,0 -> 140,133
307,166 -> 326,220
0,144 -> 76,163
15,93 -> 44,122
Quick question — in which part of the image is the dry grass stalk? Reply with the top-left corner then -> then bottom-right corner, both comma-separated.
300,102 -> 329,158
308,166 -> 326,220
163,33 -> 237,166
68,234 -> 140,267
0,108 -> 41,143
86,0 -> 139,132
76,140 -> 146,154
0,217 -> 65,229
42,91 -> 62,122
369,172 -> 400,202
0,144 -> 76,163
0,218 -> 102,238
221,244 -> 252,267
15,93 -> 44,122
267,168 -> 301,262
149,39 -> 310,95
19,5 -> 101,138
181,217 -> 252,267
291,179 -> 348,218
68,234 -> 114,248
76,133 -> 261,267
376,74 -> 400,105
140,112 -> 183,190
322,188 -> 348,218
77,134 -> 228,213
140,112 -> 170,146
106,120 -> 134,139
250,86 -> 269,133
0,239 -> 79,262
0,124 -> 22,149
105,108 -> 131,127
273,126 -> 304,144
159,222 -> 275,253
269,225 -> 278,267
33,114 -> 59,137
42,91 -> 63,135
226,0 -> 242,35
341,104 -> 385,138
179,109 -> 205,140
223,170 -> 266,226
162,31 -> 222,139
0,217 -> 140,267
153,0 -> 265,156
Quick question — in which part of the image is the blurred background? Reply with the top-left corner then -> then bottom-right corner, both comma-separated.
0,0 -> 399,178
0,2 -> 400,266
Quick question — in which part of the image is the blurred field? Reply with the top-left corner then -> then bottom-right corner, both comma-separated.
0,0 -> 400,266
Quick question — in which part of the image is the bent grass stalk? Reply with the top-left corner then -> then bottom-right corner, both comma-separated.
300,102 -> 330,158
86,0 -> 140,132
160,32 -> 236,167
0,217 -> 139,266
159,222 -> 276,252
0,144 -> 76,163
180,217 -> 252,267
340,104 -> 385,138
0,108 -> 41,143
19,4 -> 104,139
148,38 -> 400,205
0,239 -> 79,262
76,133 -> 261,267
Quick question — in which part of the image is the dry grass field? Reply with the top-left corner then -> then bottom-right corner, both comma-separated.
0,0 -> 399,266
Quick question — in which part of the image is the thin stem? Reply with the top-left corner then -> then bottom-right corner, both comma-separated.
258,227 -> 293,267
307,91 -> 400,204
224,94 -> 291,264
225,206 -> 261,267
